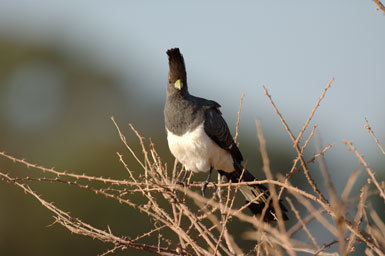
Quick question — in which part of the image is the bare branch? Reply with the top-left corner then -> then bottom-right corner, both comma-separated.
373,0 -> 385,14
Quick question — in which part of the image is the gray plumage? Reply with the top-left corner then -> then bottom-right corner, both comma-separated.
164,48 -> 288,222
165,48 -> 242,162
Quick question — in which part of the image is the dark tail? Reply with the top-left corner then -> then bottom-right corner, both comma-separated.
218,163 -> 288,222
167,48 -> 187,85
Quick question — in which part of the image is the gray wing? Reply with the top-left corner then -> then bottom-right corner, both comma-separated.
203,107 -> 243,163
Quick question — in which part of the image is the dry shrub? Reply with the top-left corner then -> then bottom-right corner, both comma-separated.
1,78 -> 385,256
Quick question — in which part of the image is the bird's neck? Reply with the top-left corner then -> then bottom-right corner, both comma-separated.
165,92 -> 199,135
166,86 -> 189,100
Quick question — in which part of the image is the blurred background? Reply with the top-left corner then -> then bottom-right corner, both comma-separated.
0,1 -> 384,255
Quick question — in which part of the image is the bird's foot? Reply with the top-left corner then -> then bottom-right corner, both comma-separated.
176,180 -> 186,187
201,181 -> 216,196
201,167 -> 215,196
176,170 -> 191,187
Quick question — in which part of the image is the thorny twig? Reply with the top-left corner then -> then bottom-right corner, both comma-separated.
1,80 -> 385,255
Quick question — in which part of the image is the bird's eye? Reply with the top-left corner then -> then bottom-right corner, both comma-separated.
174,79 -> 183,90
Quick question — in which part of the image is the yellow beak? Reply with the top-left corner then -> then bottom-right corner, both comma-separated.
174,79 -> 183,90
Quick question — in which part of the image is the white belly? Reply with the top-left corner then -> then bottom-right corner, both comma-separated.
167,123 -> 234,173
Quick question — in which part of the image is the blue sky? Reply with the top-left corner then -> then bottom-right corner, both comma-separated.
0,0 -> 384,166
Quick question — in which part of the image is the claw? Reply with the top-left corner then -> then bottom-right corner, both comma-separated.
201,167 -> 214,196
176,170 -> 191,187
176,180 -> 186,187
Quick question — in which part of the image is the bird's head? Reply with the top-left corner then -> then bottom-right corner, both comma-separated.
167,48 -> 188,95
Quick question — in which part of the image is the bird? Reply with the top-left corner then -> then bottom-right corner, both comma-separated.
164,48 -> 288,222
